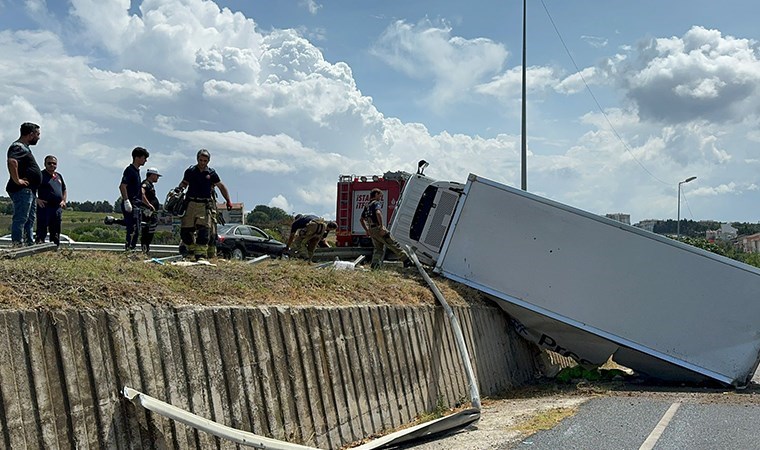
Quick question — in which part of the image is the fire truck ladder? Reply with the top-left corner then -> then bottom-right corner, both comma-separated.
337,176 -> 352,238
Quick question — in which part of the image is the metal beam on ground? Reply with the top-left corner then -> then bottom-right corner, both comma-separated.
0,242 -> 57,259
123,386 -> 320,449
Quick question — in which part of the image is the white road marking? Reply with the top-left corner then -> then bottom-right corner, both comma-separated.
639,402 -> 681,450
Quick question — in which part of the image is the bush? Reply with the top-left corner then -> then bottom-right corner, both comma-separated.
69,225 -> 123,243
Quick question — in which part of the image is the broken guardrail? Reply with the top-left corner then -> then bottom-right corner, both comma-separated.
122,248 -> 482,449
0,242 -> 57,259
122,386 -> 320,449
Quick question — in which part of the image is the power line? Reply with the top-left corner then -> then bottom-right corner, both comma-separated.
539,0 -> 671,187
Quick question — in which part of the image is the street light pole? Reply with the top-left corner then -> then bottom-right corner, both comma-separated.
676,176 -> 697,239
520,0 -> 527,191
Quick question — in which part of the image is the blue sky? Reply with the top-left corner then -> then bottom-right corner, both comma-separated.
1,0 -> 760,224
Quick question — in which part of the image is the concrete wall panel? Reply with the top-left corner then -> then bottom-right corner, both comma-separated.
0,304 -> 541,449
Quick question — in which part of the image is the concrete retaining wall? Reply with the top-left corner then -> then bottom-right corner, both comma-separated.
0,304 -> 541,449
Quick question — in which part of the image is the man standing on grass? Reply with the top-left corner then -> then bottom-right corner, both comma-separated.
360,188 -> 411,269
175,149 -> 232,261
118,146 -> 150,251
35,155 -> 66,245
6,122 -> 42,247
140,167 -> 161,254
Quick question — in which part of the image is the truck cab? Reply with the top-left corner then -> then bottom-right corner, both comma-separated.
389,174 -> 463,266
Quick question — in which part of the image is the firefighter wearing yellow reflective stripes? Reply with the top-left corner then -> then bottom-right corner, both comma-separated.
291,217 -> 337,261
360,188 -> 411,269
175,149 -> 232,261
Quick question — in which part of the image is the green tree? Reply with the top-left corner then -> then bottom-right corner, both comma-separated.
246,204 -> 291,226
733,222 -> 760,236
246,211 -> 269,225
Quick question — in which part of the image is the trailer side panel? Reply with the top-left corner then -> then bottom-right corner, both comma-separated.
435,175 -> 760,386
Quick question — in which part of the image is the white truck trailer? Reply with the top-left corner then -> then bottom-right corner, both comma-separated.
390,172 -> 760,386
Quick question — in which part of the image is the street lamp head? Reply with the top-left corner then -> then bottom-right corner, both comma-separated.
682,176 -> 697,184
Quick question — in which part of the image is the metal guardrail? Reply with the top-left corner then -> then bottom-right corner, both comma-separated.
0,242 -> 374,261
0,241 -> 180,258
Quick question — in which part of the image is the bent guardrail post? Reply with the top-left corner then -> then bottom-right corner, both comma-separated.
122,386 -> 321,449
351,248 -> 482,449
352,408 -> 481,450
407,246 -> 481,409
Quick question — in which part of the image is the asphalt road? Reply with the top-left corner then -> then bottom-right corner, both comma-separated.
400,377 -> 760,450
519,395 -> 760,450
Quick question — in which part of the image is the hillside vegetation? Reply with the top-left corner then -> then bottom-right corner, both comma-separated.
0,251 -> 489,310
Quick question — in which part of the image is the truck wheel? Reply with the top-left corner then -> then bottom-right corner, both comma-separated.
231,248 -> 244,260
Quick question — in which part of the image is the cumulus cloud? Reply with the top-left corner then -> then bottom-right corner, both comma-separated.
604,26 -> 760,124
371,18 -> 508,108
476,65 -> 559,99
269,195 -> 293,212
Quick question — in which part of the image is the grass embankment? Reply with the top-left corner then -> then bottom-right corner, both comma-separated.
0,251 -> 489,310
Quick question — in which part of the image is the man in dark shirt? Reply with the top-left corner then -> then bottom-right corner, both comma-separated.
119,146 -> 150,250
286,214 -> 318,249
360,188 -> 411,269
35,155 -> 67,245
6,122 -> 42,247
175,149 -> 233,261
287,214 -> 337,261
140,167 -> 161,254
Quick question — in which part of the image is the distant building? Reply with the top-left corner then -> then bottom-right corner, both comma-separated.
605,213 -> 630,225
217,202 -> 244,224
634,220 -> 657,233
739,233 -> 760,253
706,223 -> 737,242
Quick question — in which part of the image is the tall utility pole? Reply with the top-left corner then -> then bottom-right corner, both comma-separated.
521,0 -> 527,191
676,176 -> 697,239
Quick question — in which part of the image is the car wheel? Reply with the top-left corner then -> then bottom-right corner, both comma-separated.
231,248 -> 244,260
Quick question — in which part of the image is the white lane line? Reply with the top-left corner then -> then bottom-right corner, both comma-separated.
639,402 -> 681,450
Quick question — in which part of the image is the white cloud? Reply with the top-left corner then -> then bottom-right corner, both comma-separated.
371,18 -> 508,108
555,67 -> 599,94
300,0 -> 321,15
581,35 -> 608,49
268,195 -> 292,212
476,65 -> 559,99
604,26 -> 760,124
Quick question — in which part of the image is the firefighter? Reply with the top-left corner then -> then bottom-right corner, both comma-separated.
140,167 -> 162,254
174,149 -> 233,261
288,215 -> 337,261
360,188 -> 411,269
286,214 -> 316,250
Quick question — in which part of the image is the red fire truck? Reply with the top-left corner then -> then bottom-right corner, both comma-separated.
335,171 -> 410,247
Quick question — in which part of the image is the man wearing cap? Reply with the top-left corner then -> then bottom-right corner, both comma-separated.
140,167 -> 161,253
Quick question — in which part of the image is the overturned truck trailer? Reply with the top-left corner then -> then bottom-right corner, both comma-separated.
390,173 -> 760,387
